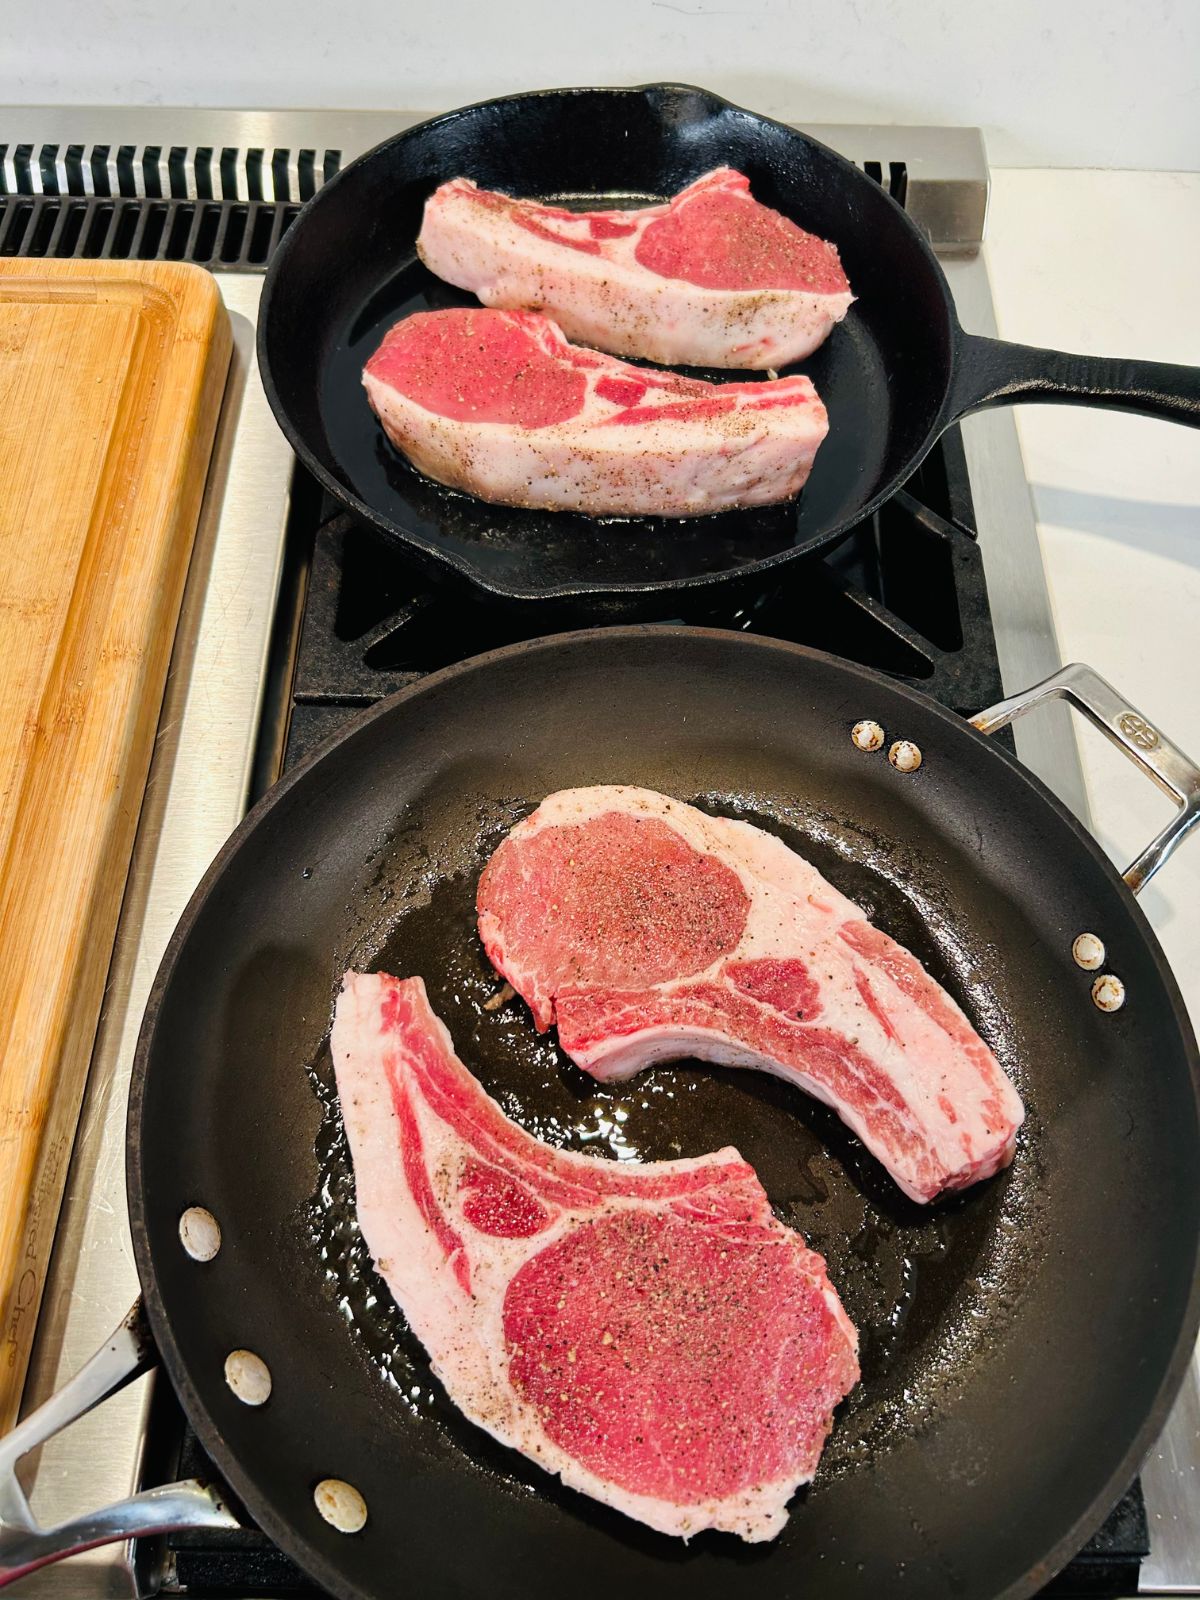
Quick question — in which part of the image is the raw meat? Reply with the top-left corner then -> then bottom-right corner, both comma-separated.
417,167 -> 854,368
477,788 -> 1025,1205
362,307 -> 828,517
331,971 -> 859,1541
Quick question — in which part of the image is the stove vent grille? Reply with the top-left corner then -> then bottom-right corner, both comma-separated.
0,141 -> 343,269
0,141 -> 341,201
0,192 -> 299,268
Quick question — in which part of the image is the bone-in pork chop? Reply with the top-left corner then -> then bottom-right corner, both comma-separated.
417,167 -> 853,368
363,307 -> 828,517
476,788 -> 1025,1204
331,971 -> 859,1541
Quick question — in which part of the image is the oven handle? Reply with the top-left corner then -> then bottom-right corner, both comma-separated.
970,662 -> 1200,894
0,1302 -> 237,1588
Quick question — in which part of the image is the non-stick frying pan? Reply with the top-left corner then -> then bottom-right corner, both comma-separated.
2,631 -> 1198,1600
257,85 -> 1200,611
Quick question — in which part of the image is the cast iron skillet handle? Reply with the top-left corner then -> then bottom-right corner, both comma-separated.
948,332 -> 1200,429
0,1302 -> 238,1587
970,663 -> 1200,894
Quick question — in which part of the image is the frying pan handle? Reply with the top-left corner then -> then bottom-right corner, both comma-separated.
948,332 -> 1200,428
0,1301 -> 238,1588
971,663 -> 1200,894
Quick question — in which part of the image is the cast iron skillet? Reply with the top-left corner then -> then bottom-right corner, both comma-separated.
101,631 -> 1200,1600
257,85 -> 1200,611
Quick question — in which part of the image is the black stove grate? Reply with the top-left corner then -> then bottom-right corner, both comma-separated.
281,426 -> 1002,772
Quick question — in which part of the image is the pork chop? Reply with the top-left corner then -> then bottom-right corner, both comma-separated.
417,167 -> 854,368
362,307 -> 828,517
477,788 -> 1025,1205
331,971 -> 859,1542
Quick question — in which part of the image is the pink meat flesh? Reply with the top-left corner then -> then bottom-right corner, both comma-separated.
634,179 -> 848,292
331,972 -> 859,1542
417,167 -> 854,368
362,307 -> 828,517
477,787 -> 1025,1205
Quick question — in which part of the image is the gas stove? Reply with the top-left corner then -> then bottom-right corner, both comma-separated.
4,108 -> 1193,1598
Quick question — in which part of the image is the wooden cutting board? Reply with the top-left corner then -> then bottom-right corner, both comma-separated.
0,260 -> 231,1430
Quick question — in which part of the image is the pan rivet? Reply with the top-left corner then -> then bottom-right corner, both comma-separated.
224,1349 -> 272,1406
1091,974 -> 1126,1013
179,1207 -> 221,1262
851,719 -> 885,753
314,1478 -> 368,1533
1072,933 -> 1106,971
888,740 -> 922,773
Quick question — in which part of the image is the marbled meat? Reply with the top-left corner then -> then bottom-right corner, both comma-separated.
477,787 -> 1025,1204
417,167 -> 853,368
362,307 -> 828,517
331,971 -> 859,1541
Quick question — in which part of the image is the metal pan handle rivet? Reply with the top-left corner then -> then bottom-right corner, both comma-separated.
1072,933 -> 1106,971
314,1478 -> 368,1533
888,740 -> 922,772
179,1206 -> 222,1262
1091,974 -> 1126,1013
851,719 -> 885,753
224,1350 -> 272,1405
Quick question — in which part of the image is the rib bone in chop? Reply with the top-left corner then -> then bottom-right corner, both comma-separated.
477,788 -> 1025,1204
363,308 -> 828,517
417,167 -> 854,368
332,971 -> 859,1541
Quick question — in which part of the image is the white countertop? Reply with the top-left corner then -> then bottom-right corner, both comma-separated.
983,169 -> 1200,1031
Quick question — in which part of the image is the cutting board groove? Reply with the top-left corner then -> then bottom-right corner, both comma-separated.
0,260 -> 231,1430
